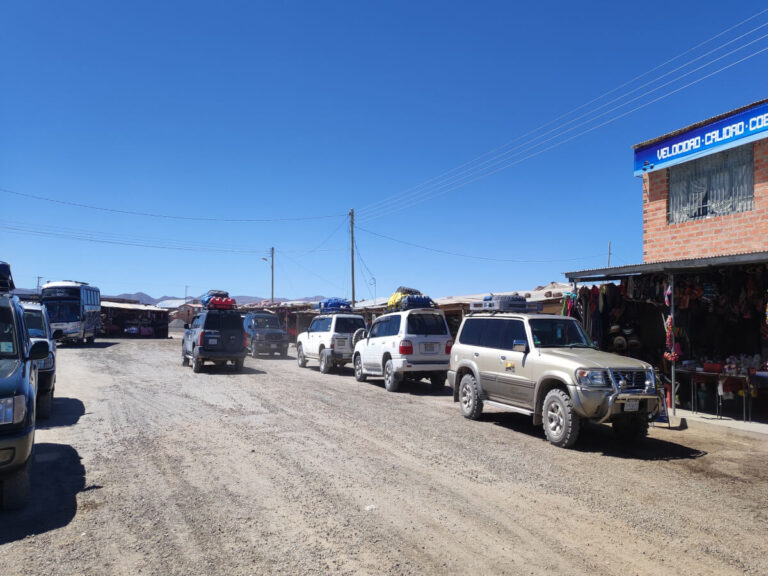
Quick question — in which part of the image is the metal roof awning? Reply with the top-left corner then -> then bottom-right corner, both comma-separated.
565,251 -> 768,282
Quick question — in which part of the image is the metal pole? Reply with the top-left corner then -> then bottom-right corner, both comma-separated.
350,209 -> 355,307
670,273 -> 676,416
270,247 -> 274,304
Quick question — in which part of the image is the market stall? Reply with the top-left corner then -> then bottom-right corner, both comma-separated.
566,252 -> 768,422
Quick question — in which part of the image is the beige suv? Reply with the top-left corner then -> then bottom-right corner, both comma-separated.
447,312 -> 659,448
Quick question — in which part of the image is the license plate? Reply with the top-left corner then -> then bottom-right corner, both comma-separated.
208,338 -> 218,345
424,343 -> 437,353
270,343 -> 278,349
624,399 -> 639,412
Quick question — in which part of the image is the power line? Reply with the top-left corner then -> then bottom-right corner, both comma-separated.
358,39 -> 768,223
276,249 -> 345,293
356,14 -> 768,222
0,187 -> 345,223
356,226 -> 605,263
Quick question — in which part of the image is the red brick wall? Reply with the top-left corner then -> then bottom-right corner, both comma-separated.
642,139 -> 768,262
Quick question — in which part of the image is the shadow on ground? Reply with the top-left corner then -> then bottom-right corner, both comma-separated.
364,377 -> 454,397
485,412 -> 707,461
198,366 -> 265,376
37,397 -> 86,430
59,341 -> 118,350
0,443 -> 92,544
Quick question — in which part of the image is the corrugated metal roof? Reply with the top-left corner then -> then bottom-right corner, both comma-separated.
565,250 -> 768,281
633,99 -> 768,150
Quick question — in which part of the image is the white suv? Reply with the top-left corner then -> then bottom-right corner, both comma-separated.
352,308 -> 452,391
296,313 -> 366,374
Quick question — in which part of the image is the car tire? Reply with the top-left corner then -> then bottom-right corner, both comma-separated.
354,354 -> 366,382
613,414 -> 649,443
459,373 -> 483,420
280,347 -> 288,357
384,359 -> 400,392
233,358 -> 244,372
182,351 -> 189,367
86,335 -> 95,344
542,389 -> 580,448
297,345 -> 307,368
430,372 -> 446,390
2,462 -> 30,510
192,354 -> 203,373
38,389 -> 53,419
251,343 -> 258,359
319,349 -> 331,374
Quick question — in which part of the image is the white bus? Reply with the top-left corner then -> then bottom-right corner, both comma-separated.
41,281 -> 101,344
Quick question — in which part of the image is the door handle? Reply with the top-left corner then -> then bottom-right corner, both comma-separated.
473,352 -> 479,357
500,355 -> 506,360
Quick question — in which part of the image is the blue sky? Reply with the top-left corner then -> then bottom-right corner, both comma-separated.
2,1 -> 768,301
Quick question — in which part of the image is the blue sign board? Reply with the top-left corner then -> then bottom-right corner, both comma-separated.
634,100 -> 768,176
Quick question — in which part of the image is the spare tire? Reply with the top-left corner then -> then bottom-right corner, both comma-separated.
352,328 -> 366,347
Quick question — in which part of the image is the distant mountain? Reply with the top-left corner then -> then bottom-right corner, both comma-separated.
108,292 -> 159,305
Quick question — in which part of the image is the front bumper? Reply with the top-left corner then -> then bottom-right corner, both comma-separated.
572,386 -> 660,422
0,424 -> 34,476
252,341 -> 288,353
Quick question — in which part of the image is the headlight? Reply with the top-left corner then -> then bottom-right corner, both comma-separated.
645,370 -> 656,392
39,354 -> 54,370
0,395 -> 26,425
575,369 -> 610,388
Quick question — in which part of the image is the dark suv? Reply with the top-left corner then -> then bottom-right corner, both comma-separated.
182,308 -> 247,373
1,262 -> 50,509
21,301 -> 62,419
243,312 -> 289,357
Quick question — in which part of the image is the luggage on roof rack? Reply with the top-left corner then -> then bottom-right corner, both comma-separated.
206,296 -> 236,310
0,262 -> 14,292
471,293 -> 541,313
314,298 -> 352,312
387,287 -> 424,310
201,290 -> 229,308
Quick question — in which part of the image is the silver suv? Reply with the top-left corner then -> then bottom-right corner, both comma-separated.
448,312 -> 659,447
353,308 -> 452,391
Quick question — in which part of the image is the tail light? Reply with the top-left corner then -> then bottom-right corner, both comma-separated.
329,340 -> 335,350
243,332 -> 248,348
399,340 -> 413,355
445,340 -> 453,354
198,330 -> 205,346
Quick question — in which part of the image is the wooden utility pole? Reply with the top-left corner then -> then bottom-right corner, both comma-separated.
607,241 -> 612,267
350,209 -> 355,307
270,247 -> 275,303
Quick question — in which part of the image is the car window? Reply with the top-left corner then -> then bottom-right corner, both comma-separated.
478,318 -> 506,349
501,319 -> 527,349
335,317 -> 365,333
0,307 -> 18,357
387,315 -> 401,336
369,319 -> 385,338
23,310 -> 48,339
406,313 -> 446,336
529,318 -> 592,348
457,318 -> 482,346
253,315 -> 280,329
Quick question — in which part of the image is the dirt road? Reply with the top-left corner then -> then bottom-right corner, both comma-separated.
2,337 -> 767,575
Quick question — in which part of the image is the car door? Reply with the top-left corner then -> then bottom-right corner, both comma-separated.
493,318 -> 534,407
362,317 -> 387,371
306,317 -> 322,358
473,318 -> 509,401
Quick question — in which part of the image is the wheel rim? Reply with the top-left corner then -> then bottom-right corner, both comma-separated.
546,401 -> 564,437
385,363 -> 392,384
460,382 -> 473,410
321,355 -> 326,370
355,358 -> 362,377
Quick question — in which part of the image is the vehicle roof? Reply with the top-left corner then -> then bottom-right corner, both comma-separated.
42,280 -> 90,288
246,311 -> 277,316
465,312 -> 572,320
380,308 -> 443,316
20,301 -> 43,311
318,312 -> 363,318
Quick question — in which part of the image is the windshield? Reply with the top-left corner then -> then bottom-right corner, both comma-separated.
46,300 -> 81,323
335,317 -> 365,333
406,313 -> 447,336
0,308 -> 18,358
23,310 -> 47,339
529,318 -> 593,348
252,315 -> 281,329
205,312 -> 244,331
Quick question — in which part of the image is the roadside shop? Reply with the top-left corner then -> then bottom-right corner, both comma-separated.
566,99 -> 768,422
101,300 -> 170,338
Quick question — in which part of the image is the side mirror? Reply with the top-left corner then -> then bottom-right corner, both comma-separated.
512,339 -> 529,354
52,329 -> 64,340
29,340 -> 50,361
184,323 -> 190,330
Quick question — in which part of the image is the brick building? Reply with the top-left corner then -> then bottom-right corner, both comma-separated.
566,100 -> 768,421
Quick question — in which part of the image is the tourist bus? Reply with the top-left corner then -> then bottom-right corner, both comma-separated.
41,281 -> 101,344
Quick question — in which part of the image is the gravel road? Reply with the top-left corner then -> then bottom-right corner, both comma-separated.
2,337 -> 767,575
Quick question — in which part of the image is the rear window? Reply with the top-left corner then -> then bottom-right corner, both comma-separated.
406,313 -> 447,336
335,317 -> 365,333
204,312 -> 243,331
0,307 -> 18,357
24,310 -> 47,339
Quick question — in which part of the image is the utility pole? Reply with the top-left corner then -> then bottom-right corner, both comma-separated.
36,276 -> 43,295
262,248 -> 274,303
184,285 -> 189,303
607,241 -> 612,267
350,209 -> 355,307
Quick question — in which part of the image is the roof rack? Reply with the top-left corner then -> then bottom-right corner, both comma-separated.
0,262 -> 15,293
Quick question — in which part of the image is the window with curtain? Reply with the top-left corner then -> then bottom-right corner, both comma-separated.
667,143 -> 753,224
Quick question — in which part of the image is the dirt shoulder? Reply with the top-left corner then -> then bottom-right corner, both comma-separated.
2,337 -> 767,575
